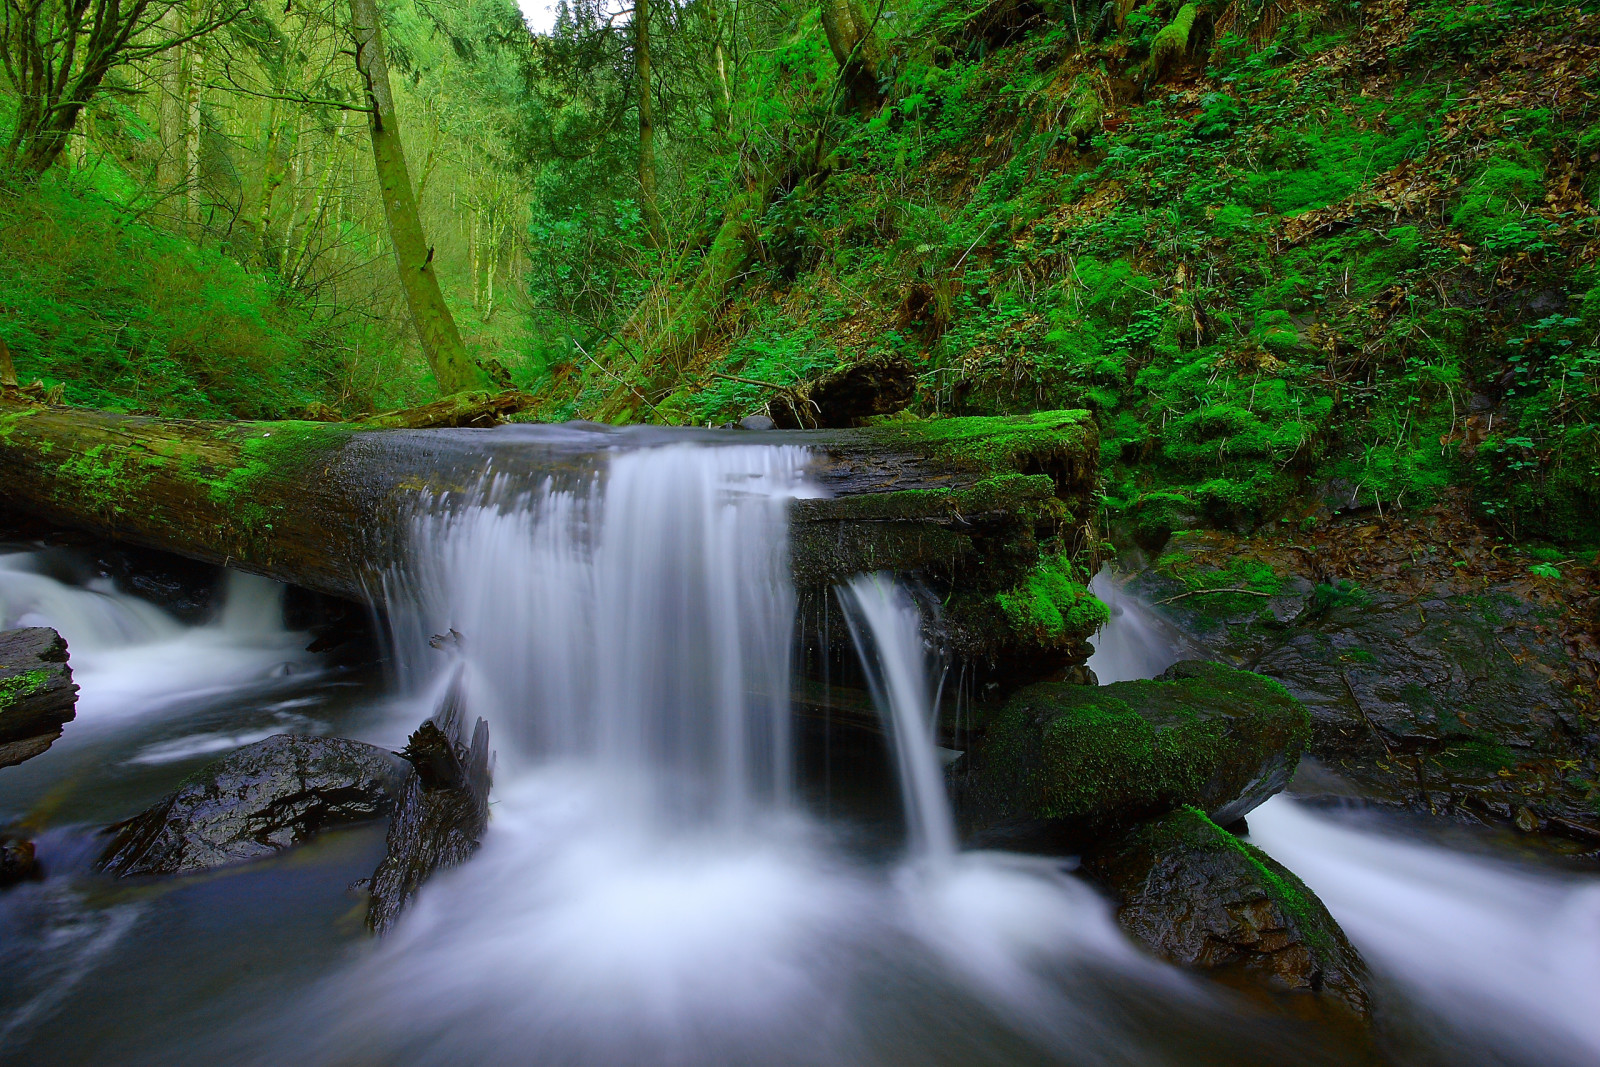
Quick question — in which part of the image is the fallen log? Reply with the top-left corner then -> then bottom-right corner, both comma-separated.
366,668 -> 492,934
0,627 -> 77,768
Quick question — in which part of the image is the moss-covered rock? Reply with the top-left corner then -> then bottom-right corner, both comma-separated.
960,661 -> 1310,848
1081,807 -> 1372,1023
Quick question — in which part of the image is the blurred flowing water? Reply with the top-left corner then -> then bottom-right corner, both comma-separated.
1,438 -> 1596,1065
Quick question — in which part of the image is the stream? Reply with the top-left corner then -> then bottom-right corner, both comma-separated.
2,432 -> 1597,1065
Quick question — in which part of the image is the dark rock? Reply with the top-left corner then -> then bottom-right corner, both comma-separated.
98,735 -> 408,876
1082,807 -> 1372,1022
768,354 -> 917,429
0,627 -> 78,768
366,670 -> 493,934
0,835 -> 42,886
960,661 -> 1310,850
1131,527 -> 1600,840
737,414 -> 776,431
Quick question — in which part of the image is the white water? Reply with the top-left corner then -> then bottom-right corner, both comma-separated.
0,552 -> 313,723
1086,566 -> 1178,684
838,573 -> 958,865
260,442 -> 1205,1067
1090,581 -> 1600,1063
1250,797 -> 1600,1064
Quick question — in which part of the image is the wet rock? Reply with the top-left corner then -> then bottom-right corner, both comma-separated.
99,735 -> 408,876
737,414 -> 776,431
366,671 -> 492,934
1082,807 -> 1372,1022
1130,524 -> 1600,842
0,626 -> 78,768
0,834 -> 42,886
960,661 -> 1310,850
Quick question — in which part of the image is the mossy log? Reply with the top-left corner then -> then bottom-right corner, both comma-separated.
0,402 -> 1098,659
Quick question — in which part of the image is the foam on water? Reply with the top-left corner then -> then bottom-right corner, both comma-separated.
260,442 -> 1206,1066
0,553 -> 314,723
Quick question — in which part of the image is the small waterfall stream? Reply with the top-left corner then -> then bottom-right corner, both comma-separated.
6,440 -> 1598,1065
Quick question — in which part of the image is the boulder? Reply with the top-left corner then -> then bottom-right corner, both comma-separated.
0,626 -> 78,768
1081,807 -> 1372,1022
99,735 -> 408,876
960,661 -> 1309,849
0,835 -> 41,886
366,671 -> 492,934
1129,524 -> 1600,841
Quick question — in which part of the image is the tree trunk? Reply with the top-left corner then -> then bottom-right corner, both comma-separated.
0,334 -> 16,387
635,0 -> 667,249
348,0 -> 493,396
184,32 -> 206,228
819,0 -> 881,107
0,399 -> 1097,647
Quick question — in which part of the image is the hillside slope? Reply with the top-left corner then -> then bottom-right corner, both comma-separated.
534,0 -> 1600,546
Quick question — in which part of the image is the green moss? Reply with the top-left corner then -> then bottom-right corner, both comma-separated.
54,444 -> 151,518
855,410 -> 1098,486
996,554 -> 1109,643
968,661 -> 1310,834
1188,807 -> 1334,951
1149,4 -> 1198,74
0,668 -> 49,712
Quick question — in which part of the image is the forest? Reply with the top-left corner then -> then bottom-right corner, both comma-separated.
3,0 -> 1600,1061
2,0 -> 1596,544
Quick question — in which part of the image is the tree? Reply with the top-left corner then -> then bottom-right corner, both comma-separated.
347,0 -> 494,394
0,0 -> 241,177
818,0 -> 881,109
633,0 -> 664,248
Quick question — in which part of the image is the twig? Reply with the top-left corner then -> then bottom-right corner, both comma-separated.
1155,587 -> 1274,604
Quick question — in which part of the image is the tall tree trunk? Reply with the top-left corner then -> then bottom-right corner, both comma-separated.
819,0 -> 881,108
0,334 -> 16,388
184,29 -> 205,229
348,0 -> 492,395
635,0 -> 666,249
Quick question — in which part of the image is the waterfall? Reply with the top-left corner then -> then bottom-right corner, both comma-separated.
837,573 -> 957,865
0,552 -> 312,723
1086,566 -> 1178,684
384,442 -> 816,820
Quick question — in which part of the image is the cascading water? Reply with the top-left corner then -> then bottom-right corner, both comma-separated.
0,552 -> 315,724
1085,566 -> 1178,684
1249,797 -> 1600,1065
837,573 -> 957,865
232,439 -> 1263,1067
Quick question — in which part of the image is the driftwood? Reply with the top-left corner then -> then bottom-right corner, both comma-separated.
0,399 -> 1097,621
366,667 -> 492,934
0,627 -> 77,768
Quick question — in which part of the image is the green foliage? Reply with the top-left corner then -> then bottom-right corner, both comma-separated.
0,175 -> 406,418
996,553 -> 1109,643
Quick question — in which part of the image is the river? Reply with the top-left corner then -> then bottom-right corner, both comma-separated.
1,431 -> 1595,1065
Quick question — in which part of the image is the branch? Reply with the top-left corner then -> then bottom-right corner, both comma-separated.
1155,587 -> 1275,604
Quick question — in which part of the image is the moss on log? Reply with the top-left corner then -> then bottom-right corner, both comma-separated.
0,401 -> 1098,661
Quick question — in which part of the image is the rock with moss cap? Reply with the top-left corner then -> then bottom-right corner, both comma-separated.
1081,807 -> 1371,1023
961,661 -> 1310,850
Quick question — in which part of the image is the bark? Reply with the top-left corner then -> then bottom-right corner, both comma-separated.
0,399 -> 1098,626
0,626 -> 77,768
157,5 -> 189,192
347,0 -> 493,396
0,333 -> 15,387
819,0 -> 881,107
635,0 -> 666,249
